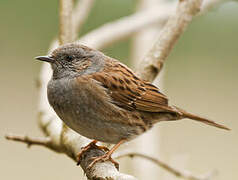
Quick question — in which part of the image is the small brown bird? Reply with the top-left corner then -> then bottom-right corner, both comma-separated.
36,43 -> 229,168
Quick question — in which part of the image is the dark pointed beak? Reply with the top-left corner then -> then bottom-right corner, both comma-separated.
35,56 -> 55,63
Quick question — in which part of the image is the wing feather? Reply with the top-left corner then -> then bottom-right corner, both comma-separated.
90,60 -> 176,113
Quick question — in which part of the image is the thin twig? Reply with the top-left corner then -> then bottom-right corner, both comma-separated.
5,134 -> 52,148
137,0 -> 203,81
59,0 -> 74,44
114,151 -> 217,180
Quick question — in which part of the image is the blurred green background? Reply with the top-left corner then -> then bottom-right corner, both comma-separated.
1,0 -> 237,179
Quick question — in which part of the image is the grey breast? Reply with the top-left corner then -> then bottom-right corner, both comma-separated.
47,77 -> 140,144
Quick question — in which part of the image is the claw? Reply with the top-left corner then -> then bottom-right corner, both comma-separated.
87,139 -> 125,170
77,140 -> 109,166
88,153 -> 119,170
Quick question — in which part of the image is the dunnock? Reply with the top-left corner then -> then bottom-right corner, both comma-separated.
36,43 -> 229,168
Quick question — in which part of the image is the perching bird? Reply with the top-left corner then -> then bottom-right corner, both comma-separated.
36,43 -> 229,168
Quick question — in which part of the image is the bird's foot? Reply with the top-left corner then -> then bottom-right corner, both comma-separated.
88,152 -> 119,170
77,140 -> 109,165
87,139 -> 125,170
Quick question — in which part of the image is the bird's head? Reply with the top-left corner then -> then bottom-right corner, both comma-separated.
35,43 -> 105,79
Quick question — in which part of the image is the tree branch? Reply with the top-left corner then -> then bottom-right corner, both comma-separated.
59,0 -> 74,44
137,0 -> 203,81
114,151 -> 217,180
5,134 -> 52,149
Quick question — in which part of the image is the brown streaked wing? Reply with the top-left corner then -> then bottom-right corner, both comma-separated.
91,60 -> 176,113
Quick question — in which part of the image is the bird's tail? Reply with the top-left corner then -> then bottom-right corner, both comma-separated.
173,106 -> 230,130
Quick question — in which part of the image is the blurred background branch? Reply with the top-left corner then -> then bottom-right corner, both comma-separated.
59,0 -> 74,44
114,150 -> 217,180
137,0 -> 202,81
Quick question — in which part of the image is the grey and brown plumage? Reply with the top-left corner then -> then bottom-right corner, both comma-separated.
36,43 -> 229,168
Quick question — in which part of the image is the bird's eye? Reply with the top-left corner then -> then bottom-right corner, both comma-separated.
66,55 -> 73,61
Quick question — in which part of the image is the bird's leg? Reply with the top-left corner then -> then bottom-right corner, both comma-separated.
88,139 -> 125,170
77,140 -> 109,165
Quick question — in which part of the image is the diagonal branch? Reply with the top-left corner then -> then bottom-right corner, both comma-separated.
136,0 -> 203,81
114,151 -> 217,180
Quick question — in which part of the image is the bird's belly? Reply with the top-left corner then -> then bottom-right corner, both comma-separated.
48,78 -> 140,144
54,103 -> 139,144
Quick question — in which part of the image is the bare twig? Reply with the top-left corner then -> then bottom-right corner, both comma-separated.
137,0 -> 203,81
59,0 -> 74,44
114,151 -> 217,180
5,134 -> 52,149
